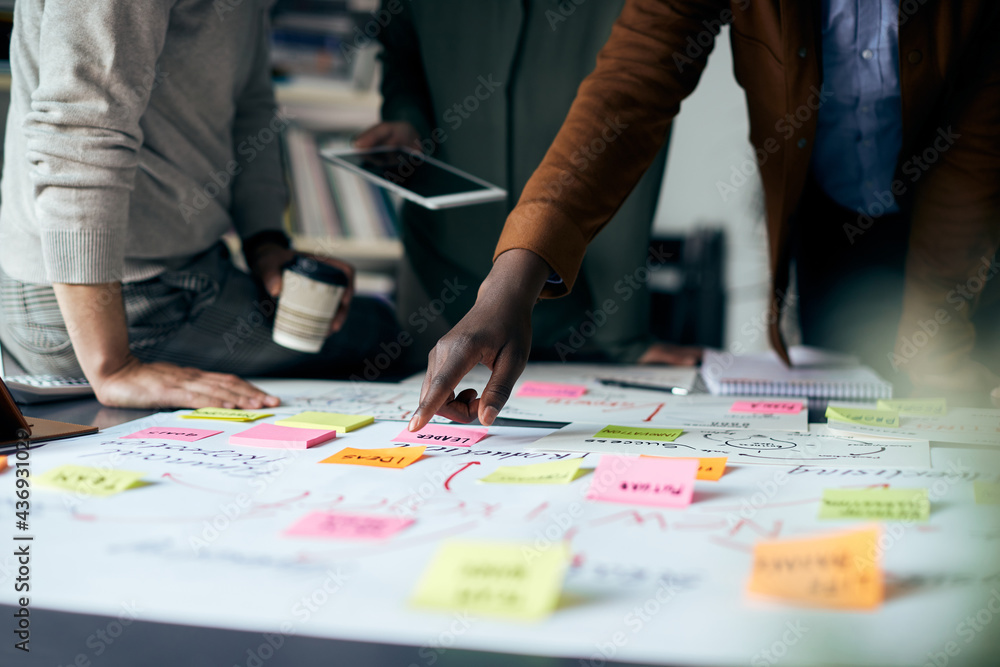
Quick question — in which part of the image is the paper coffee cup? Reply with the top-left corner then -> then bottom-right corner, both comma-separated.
272,256 -> 349,353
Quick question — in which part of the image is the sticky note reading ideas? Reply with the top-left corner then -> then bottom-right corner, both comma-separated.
36,465 -> 147,497
285,511 -> 414,541
593,425 -> 683,442
515,381 -> 588,398
479,458 -> 583,485
587,456 -> 697,508
819,488 -> 930,522
411,541 -> 570,620
124,426 -> 222,442
182,408 -> 272,422
393,425 -> 488,447
825,406 -> 900,428
731,400 -> 803,414
748,527 -> 883,610
321,446 -> 426,469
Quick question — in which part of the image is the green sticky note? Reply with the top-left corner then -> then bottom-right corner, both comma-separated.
974,481 -> 1000,505
182,408 -> 273,422
825,406 -> 900,428
479,458 -> 584,485
819,488 -> 930,521
411,541 -> 569,620
877,398 -> 947,416
593,425 -> 684,442
276,412 -> 374,432
35,464 -> 147,497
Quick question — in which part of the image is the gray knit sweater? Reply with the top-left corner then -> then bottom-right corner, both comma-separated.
0,0 -> 287,285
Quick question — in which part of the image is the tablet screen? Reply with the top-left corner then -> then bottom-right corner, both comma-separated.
333,150 -> 491,198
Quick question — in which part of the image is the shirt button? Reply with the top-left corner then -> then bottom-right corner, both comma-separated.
908,50 -> 923,64
797,138 -> 807,148
797,47 -> 807,58
861,49 -> 874,60
863,140 -> 873,147
860,105 -> 870,113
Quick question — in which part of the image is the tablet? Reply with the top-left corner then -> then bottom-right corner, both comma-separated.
320,146 -> 507,210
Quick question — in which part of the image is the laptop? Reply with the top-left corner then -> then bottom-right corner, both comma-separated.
0,376 -> 98,447
0,340 -> 93,404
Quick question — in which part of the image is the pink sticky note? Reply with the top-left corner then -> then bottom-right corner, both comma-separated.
586,455 -> 698,508
230,423 -> 337,449
123,426 -> 223,442
730,400 -> 803,414
392,424 -> 488,447
516,381 -> 588,398
284,511 -> 414,541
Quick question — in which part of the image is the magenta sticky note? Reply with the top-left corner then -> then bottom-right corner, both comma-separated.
516,381 -> 588,398
284,511 -> 414,540
586,455 -> 698,508
392,424 -> 488,447
230,423 -> 337,449
730,400 -> 803,414
123,426 -> 222,442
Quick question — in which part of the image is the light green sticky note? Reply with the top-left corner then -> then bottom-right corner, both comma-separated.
974,481 -> 1000,505
877,398 -> 947,416
35,464 -> 147,497
479,458 -> 584,485
825,406 -> 900,428
593,425 -> 684,442
182,408 -> 273,422
276,411 -> 374,432
411,541 -> 569,620
819,488 -> 929,521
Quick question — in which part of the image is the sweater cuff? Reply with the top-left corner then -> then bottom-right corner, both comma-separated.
40,228 -> 128,284
494,200 -> 590,299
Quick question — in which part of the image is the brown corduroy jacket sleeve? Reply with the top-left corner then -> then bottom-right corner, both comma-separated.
494,0 -> 728,297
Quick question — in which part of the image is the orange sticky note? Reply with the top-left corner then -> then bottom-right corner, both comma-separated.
641,455 -> 727,481
0,456 -> 8,473
748,527 -> 883,610
320,446 -> 426,469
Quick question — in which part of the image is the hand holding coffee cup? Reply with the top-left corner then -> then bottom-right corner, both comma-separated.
272,256 -> 352,353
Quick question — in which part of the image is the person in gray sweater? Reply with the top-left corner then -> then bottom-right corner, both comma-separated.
0,0 -> 397,409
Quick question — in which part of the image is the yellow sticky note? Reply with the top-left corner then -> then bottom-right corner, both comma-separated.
641,455 -> 728,481
182,408 -> 273,422
276,412 -> 374,432
819,488 -> 929,521
974,481 -> 1000,505
479,458 -> 583,485
594,425 -> 683,442
320,446 -> 425,469
35,464 -> 147,497
411,541 -> 569,620
748,527 -> 883,610
877,398 -> 947,416
825,406 -> 899,428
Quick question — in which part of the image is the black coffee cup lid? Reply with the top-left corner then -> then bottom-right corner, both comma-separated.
283,256 -> 349,286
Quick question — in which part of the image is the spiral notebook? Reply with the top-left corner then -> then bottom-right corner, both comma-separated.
701,347 -> 893,400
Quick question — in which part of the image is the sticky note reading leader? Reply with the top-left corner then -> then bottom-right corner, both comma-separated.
731,400 -> 803,415
515,381 -> 588,398
230,423 -> 337,449
276,411 -> 374,433
411,541 -> 570,620
124,426 -> 222,442
593,425 -> 683,442
285,511 -> 414,541
35,464 -> 146,497
877,398 -> 947,416
587,455 -> 698,508
641,455 -> 727,482
479,458 -> 584,485
320,446 -> 426,469
393,424 -> 488,447
974,481 -> 1000,505
825,406 -> 900,428
748,527 -> 883,610
819,488 -> 930,522
182,408 -> 272,422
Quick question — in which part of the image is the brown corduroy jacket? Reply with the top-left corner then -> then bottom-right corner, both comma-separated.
494,0 -> 1000,374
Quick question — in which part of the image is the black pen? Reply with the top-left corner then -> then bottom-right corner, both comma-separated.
597,379 -> 689,395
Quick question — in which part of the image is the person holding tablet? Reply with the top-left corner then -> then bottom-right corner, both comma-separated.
355,0 -> 699,368
408,0 -> 1000,430
0,0 -> 398,409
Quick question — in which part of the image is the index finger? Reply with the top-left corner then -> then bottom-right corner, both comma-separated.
409,343 -> 481,431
